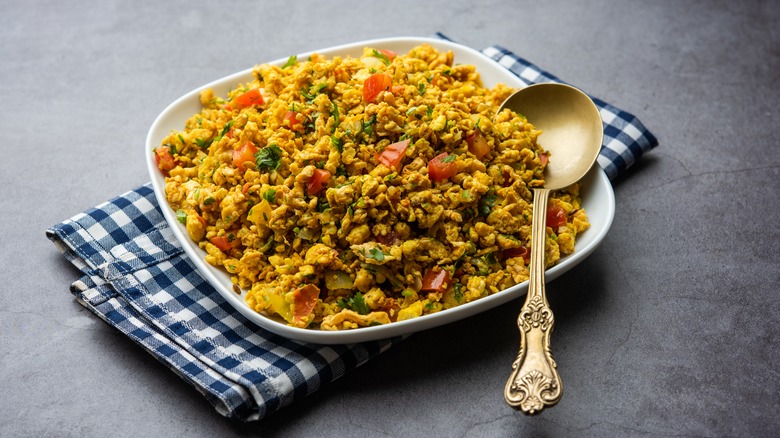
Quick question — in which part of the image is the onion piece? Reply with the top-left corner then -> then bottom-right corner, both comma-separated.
297,227 -> 317,241
361,56 -> 384,70
325,270 -> 353,290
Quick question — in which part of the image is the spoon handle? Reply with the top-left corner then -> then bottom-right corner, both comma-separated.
504,187 -> 562,414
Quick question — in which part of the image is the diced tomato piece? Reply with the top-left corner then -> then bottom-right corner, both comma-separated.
503,246 -> 530,263
233,142 -> 259,171
363,73 -> 393,103
466,131 -> 490,160
539,152 -> 548,167
428,153 -> 458,182
154,146 -> 176,174
210,236 -> 233,252
546,205 -> 568,228
375,231 -> 399,246
390,85 -> 405,94
375,139 -> 409,170
307,168 -> 331,195
292,284 -> 320,324
284,110 -> 301,128
378,49 -> 397,60
421,268 -> 451,293
232,88 -> 264,109
377,298 -> 401,322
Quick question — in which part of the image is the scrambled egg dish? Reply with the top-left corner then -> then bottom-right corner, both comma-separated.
155,44 -> 589,331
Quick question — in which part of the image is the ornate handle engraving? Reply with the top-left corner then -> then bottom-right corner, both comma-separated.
504,188 -> 562,414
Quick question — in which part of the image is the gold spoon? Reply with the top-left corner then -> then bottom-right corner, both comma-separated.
499,83 -> 603,414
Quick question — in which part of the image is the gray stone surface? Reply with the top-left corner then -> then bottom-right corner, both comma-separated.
2,0 -> 779,436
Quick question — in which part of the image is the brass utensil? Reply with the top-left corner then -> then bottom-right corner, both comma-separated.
499,83 -> 603,414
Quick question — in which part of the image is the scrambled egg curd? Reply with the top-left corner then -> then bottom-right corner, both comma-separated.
156,44 -> 589,331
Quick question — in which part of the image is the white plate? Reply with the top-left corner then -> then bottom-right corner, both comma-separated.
146,37 -> 615,344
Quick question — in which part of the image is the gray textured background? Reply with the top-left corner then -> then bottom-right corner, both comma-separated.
2,0 -> 779,436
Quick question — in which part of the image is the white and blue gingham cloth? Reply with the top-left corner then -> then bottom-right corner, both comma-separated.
47,40 -> 657,422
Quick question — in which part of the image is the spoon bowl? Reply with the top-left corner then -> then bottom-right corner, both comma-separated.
500,83 -> 603,189
500,83 -> 603,414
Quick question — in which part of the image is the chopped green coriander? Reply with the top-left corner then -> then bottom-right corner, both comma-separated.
255,144 -> 283,172
195,138 -> 212,149
337,292 -> 370,315
362,114 -> 377,136
262,189 -> 276,203
203,196 -> 215,205
367,247 -> 385,262
478,193 -> 497,217
175,209 -> 187,224
331,103 -> 340,133
316,198 -> 330,212
282,55 -> 297,69
441,154 -> 456,163
301,83 -> 327,102
220,120 -> 234,137
330,135 -> 343,152
371,49 -> 391,65
336,179 -> 353,188
259,236 -> 274,253
453,283 -> 464,303
314,83 -> 327,93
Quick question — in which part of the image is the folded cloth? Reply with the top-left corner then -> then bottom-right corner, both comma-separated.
47,39 -> 658,422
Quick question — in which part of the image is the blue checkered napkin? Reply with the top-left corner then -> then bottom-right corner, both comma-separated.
477,44 -> 659,180
46,184 -> 399,421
